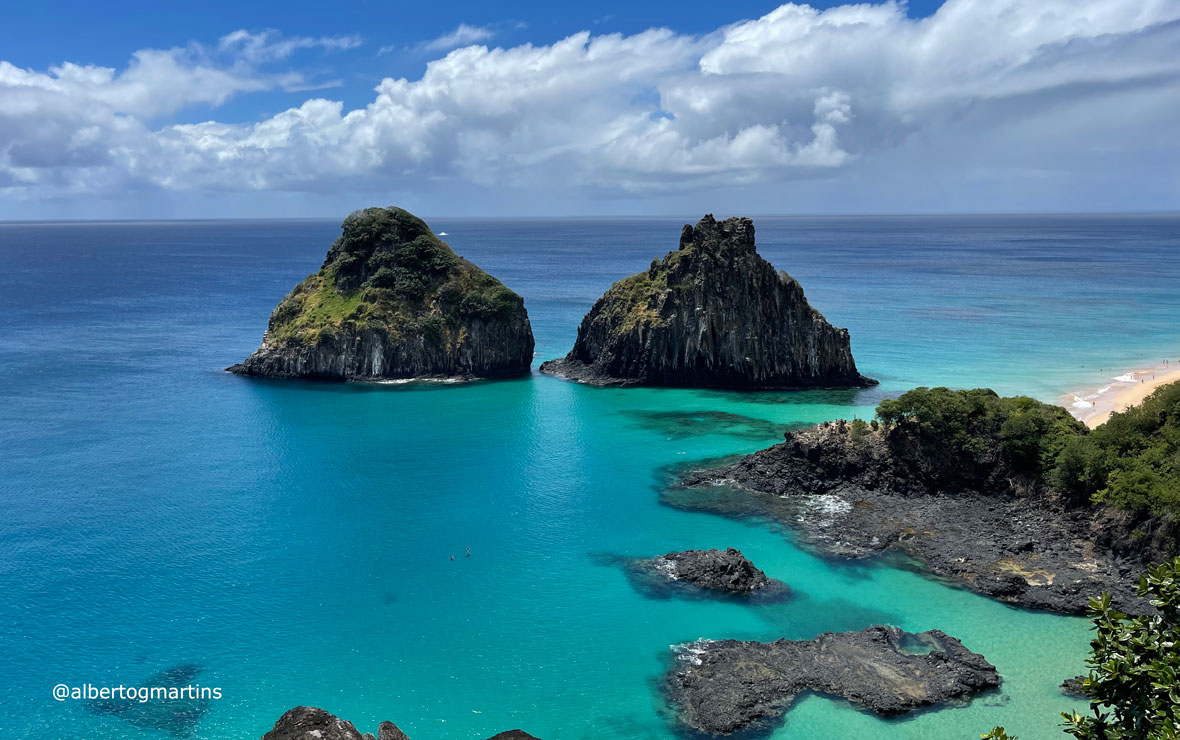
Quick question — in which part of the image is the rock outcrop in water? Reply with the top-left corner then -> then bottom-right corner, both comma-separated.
666,626 -> 1000,736
676,419 -> 1146,613
261,707 -> 539,740
539,214 -> 872,389
647,548 -> 776,594
230,207 -> 534,381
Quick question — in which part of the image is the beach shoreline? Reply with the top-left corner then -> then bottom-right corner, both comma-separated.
1062,359 -> 1180,428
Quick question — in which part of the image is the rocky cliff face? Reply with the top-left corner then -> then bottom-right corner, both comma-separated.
539,214 -> 872,389
230,207 -> 534,381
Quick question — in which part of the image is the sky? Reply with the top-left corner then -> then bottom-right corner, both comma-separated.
1,0 -> 1178,219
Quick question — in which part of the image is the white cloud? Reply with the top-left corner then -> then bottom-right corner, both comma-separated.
217,29 -> 363,63
1,0 -> 1179,212
422,23 -> 497,52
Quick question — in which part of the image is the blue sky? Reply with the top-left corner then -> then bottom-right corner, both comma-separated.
0,0 -> 1177,218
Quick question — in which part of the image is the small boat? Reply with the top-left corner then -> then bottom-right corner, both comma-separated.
438,231 -> 448,236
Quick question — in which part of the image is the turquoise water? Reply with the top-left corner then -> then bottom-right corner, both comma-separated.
2,215 -> 1179,739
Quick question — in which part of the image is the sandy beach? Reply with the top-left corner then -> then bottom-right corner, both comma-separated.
1065,361 -> 1180,428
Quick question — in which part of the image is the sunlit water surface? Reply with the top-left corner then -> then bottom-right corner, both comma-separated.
2,214 -> 1178,739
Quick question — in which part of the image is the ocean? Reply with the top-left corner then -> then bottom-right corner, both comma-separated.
2,214 -> 1178,740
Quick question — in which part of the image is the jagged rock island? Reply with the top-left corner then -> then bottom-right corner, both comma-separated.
260,707 -> 539,740
539,214 -> 873,389
667,626 -> 1000,735
230,207 -> 534,381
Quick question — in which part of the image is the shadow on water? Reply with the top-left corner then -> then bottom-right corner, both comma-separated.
621,409 -> 809,441
591,552 -> 794,605
86,664 -> 211,738
222,371 -> 536,395
689,386 -> 895,409
751,592 -> 904,637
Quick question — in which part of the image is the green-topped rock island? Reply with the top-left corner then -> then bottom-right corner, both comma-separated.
229,207 -> 535,381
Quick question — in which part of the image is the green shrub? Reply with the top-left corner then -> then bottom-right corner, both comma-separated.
874,383 -> 1180,519
875,387 -> 1083,477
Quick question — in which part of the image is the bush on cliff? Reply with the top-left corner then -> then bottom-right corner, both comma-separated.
874,383 -> 1180,520
876,387 -> 1084,478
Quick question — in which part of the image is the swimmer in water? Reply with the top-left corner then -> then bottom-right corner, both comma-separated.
466,547 -> 471,557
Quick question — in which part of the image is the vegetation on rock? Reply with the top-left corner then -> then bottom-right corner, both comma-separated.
268,207 -> 522,343
230,206 -> 534,380
875,383 -> 1180,522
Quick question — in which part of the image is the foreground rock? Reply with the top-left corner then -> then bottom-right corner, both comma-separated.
646,548 -> 777,594
230,207 -> 534,381
540,214 -> 873,389
667,626 -> 1000,735
261,707 -> 538,740
677,420 -> 1145,613
1061,676 -> 1088,697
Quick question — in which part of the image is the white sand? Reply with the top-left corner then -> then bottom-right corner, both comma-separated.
1064,361 -> 1180,429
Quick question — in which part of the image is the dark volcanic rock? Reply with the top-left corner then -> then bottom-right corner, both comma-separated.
230,207 -> 534,381
649,548 -> 774,593
261,707 -> 536,740
262,707 -> 376,740
667,626 -> 1000,735
676,420 -> 1146,613
378,721 -> 411,740
539,214 -> 873,389
1061,675 -> 1088,697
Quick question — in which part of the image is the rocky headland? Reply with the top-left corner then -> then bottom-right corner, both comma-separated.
666,626 -> 1000,736
539,214 -> 874,389
676,388 -> 1171,613
643,548 -> 781,594
230,207 -> 534,381
260,707 -> 539,740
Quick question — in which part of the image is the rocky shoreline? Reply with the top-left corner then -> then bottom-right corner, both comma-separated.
676,420 -> 1146,613
666,626 -> 1000,736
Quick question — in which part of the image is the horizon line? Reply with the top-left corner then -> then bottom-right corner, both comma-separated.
1,209 -> 1178,225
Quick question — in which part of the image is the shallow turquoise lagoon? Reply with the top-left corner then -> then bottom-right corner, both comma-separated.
1,215 -> 1178,739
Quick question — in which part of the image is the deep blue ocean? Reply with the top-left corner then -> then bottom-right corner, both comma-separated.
2,214 -> 1179,740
